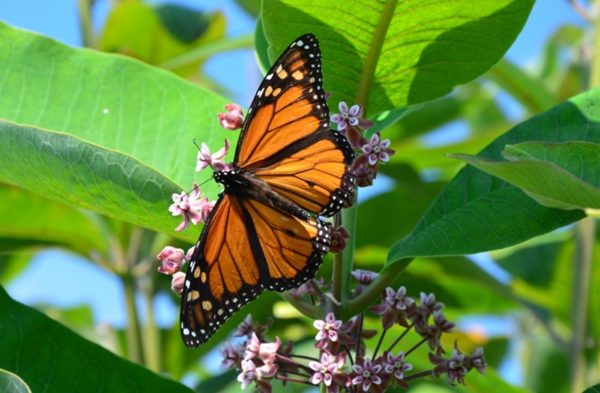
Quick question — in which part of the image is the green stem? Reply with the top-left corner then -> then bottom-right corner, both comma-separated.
141,277 -> 160,372
158,34 -> 254,70
569,217 -> 595,393
280,293 -> 322,319
341,194 -> 359,302
121,228 -> 145,365
354,0 -> 398,108
341,257 -> 413,319
122,273 -> 144,363
77,0 -> 94,48
340,0 -> 398,304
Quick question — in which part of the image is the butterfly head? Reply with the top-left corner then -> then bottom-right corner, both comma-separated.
213,166 -> 245,193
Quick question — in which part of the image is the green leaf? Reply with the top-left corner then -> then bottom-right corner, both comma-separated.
100,3 -> 226,76
584,385 -> 600,393
454,141 -> 600,210
0,23 -> 232,240
387,88 -> 600,266
0,121 -> 195,242
356,181 -> 443,248
0,286 -> 193,393
254,19 -> 271,74
0,369 -> 31,393
0,184 -> 108,254
261,0 -> 534,113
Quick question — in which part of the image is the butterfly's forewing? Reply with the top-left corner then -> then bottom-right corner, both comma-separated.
235,34 -> 355,217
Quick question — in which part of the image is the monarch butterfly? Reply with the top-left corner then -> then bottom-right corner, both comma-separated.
180,34 -> 355,346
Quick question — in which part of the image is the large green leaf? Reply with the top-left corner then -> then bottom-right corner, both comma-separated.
0,286 -> 192,393
454,141 -> 600,210
387,88 -> 600,265
0,23 -> 232,240
0,121 -> 193,241
261,0 -> 534,114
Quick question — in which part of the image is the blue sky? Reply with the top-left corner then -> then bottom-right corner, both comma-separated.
1,0 -> 586,385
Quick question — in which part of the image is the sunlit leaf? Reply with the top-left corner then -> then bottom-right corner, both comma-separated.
261,0 -> 534,114
0,23 -> 234,241
454,141 -> 600,210
388,88 -> 600,266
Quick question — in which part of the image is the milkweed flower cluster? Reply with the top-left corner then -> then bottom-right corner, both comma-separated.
330,101 -> 394,187
221,272 -> 486,392
168,103 -> 244,232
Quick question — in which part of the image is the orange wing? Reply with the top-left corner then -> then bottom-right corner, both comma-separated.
180,195 -> 331,347
235,34 -> 355,216
180,195 -> 261,346
242,199 -> 330,291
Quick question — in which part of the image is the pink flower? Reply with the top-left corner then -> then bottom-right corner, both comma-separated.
361,133 -> 394,165
330,226 -> 350,253
156,246 -> 185,275
171,272 -> 186,295
430,347 -> 468,385
409,292 -> 444,335
370,287 -> 414,329
351,269 -> 379,285
308,352 -> 345,388
351,160 -> 377,187
244,333 -> 281,363
314,313 -> 342,344
330,102 -> 373,131
185,245 -> 196,261
351,357 -> 383,392
218,103 -> 244,130
425,310 -> 455,351
383,351 -> 412,383
466,347 -> 486,374
168,184 -> 214,231
288,277 -> 326,297
221,341 -> 244,369
196,140 -> 231,172
237,359 -> 277,390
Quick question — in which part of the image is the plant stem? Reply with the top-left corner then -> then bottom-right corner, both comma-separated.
354,0 -> 399,108
341,0 -> 398,303
372,329 -> 387,359
141,277 -> 160,372
332,214 -> 343,314
405,336 -> 428,357
404,370 -> 434,382
341,196 -> 359,302
158,34 -> 254,70
569,217 -> 595,393
341,258 -> 413,319
280,293 -> 322,319
122,273 -> 144,363
77,0 -> 94,48
388,323 -> 413,353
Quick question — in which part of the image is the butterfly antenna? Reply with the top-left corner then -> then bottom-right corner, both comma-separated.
193,138 -> 202,151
